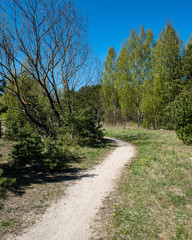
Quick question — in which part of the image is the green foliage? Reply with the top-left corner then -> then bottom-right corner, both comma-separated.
101,21 -> 186,133
72,107 -> 103,145
101,46 -> 117,108
116,26 -> 155,125
10,123 -> 80,172
172,88 -> 192,145
42,132 -> 79,172
0,168 -> 15,197
8,83 -> 104,171
101,46 -> 120,124
11,124 -> 44,166
182,35 -> 192,84
149,21 -> 182,128
67,85 -> 104,145
4,109 -> 28,139
43,137 -> 69,172
0,79 -> 5,95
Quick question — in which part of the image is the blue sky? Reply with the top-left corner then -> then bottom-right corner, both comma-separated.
75,0 -> 192,62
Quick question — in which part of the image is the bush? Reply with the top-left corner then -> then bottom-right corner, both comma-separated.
11,124 -> 44,166
42,135 -> 74,172
11,124 -> 79,172
172,89 -> 192,145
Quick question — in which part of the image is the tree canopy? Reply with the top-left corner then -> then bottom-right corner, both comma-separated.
101,21 -> 192,144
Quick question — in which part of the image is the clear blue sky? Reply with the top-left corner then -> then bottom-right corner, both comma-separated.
75,0 -> 192,62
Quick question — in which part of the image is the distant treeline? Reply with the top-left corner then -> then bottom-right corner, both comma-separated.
100,21 -> 192,141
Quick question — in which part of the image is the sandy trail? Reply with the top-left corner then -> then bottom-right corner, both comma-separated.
13,137 -> 135,240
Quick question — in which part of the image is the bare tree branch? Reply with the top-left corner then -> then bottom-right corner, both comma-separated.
0,0 -> 94,135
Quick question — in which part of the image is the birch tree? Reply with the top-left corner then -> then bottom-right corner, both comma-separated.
117,26 -> 154,125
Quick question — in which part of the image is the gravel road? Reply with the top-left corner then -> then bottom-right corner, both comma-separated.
13,137 -> 135,240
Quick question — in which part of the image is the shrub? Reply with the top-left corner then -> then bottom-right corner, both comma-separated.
11,124 -> 44,166
172,88 -> 192,145
42,133 -> 79,172
11,124 -> 79,172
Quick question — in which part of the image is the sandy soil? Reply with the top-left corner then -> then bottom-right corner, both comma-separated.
10,137 -> 135,240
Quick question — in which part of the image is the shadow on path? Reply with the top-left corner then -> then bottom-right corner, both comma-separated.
0,138 -> 115,197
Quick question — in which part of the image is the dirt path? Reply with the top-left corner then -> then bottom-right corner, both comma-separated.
12,137 -> 136,240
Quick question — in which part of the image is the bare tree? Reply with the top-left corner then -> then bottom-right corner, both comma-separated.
0,0 -> 95,136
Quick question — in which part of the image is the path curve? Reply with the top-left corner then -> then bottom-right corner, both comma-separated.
13,137 -> 136,240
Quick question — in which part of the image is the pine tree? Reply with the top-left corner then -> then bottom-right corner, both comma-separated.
182,35 -> 192,85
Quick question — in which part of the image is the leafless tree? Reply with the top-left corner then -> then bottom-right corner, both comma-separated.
0,0 -> 97,135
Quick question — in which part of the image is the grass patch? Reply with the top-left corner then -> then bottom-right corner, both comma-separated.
0,137 -> 114,240
75,138 -> 117,169
94,126 -> 192,240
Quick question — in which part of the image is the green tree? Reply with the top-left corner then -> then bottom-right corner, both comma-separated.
101,46 -> 119,124
151,21 -> 182,128
182,35 -> 192,86
117,26 -> 154,125
69,84 -> 103,144
172,87 -> 192,145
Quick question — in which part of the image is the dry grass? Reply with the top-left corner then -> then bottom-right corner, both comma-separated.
0,139 -> 15,163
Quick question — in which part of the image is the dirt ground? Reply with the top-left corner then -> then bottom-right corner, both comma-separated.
7,137 -> 136,240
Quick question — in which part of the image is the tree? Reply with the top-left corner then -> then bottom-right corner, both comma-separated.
101,46 -> 119,124
151,21 -> 182,128
172,87 -> 192,145
0,0 -> 94,136
0,78 -> 7,114
171,35 -> 192,144
68,84 -> 103,144
117,26 -> 154,125
182,35 -> 192,85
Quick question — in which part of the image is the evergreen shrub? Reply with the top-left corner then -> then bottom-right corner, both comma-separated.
172,89 -> 192,145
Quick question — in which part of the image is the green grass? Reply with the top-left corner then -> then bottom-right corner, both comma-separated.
1,218 -> 17,228
75,138 -> 116,169
96,126 -> 192,240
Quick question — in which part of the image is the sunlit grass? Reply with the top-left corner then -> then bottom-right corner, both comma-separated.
96,126 -> 192,240
75,138 -> 116,169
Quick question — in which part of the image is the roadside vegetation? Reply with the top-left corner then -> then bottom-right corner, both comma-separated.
0,137 -> 114,240
93,126 -> 192,239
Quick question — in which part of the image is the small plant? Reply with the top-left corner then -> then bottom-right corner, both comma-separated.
1,218 -> 16,227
